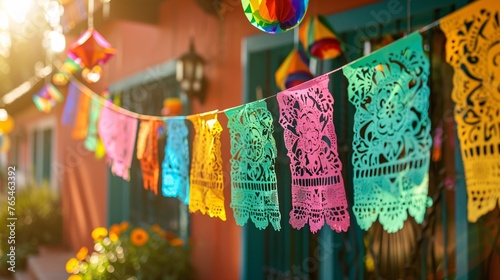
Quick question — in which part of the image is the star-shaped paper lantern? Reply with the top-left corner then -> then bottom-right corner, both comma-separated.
32,83 -> 64,113
67,28 -> 116,69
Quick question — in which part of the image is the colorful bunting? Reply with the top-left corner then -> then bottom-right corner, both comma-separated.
162,118 -> 191,205
299,14 -> 342,60
225,100 -> 281,230
52,1 -> 497,233
137,120 -> 162,195
187,112 -> 226,221
343,32 -> 432,233
32,83 -> 64,113
277,75 -> 349,233
241,0 -> 309,34
98,103 -> 138,181
275,48 -> 314,91
440,0 -> 500,222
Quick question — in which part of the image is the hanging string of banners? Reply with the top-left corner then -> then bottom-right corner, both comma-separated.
57,0 -> 499,233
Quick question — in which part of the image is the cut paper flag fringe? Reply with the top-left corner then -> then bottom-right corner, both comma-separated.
32,83 -> 64,113
188,112 -> 226,221
62,82 -> 80,126
98,102 -> 138,181
84,97 -> 102,152
440,0 -> 500,222
299,14 -> 343,60
275,48 -> 314,91
137,120 -> 162,195
241,0 -> 309,34
226,100 -> 281,231
343,32 -> 432,233
277,75 -> 349,233
72,88 -> 91,140
162,118 -> 191,205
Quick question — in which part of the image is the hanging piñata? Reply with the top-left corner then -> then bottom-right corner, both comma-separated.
67,28 -> 116,83
277,75 -> 349,233
440,0 -> 500,222
188,112 -> 226,221
275,48 -> 314,91
343,32 -> 432,233
241,0 -> 309,34
225,100 -> 282,231
299,14 -> 343,60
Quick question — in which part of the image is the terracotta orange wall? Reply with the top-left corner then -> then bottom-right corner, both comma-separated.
10,90 -> 108,253
59,0 -> 378,279
56,104 -> 108,252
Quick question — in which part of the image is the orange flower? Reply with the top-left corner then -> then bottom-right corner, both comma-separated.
130,228 -> 149,246
109,224 -> 122,236
68,275 -> 82,280
76,246 -> 88,261
65,257 -> 79,273
151,224 -> 164,235
119,221 -> 129,232
163,231 -> 176,241
169,238 -> 184,247
91,227 -> 108,241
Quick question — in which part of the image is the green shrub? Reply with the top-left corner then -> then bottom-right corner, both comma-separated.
0,184 -> 62,274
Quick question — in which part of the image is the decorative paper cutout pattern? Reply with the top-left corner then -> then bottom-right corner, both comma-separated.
277,75 -> 349,233
98,103 -> 138,181
188,112 -> 226,221
72,90 -> 91,140
84,97 -> 102,152
162,118 -> 190,205
343,32 -> 432,233
137,120 -> 161,195
440,0 -> 500,222
225,100 -> 281,230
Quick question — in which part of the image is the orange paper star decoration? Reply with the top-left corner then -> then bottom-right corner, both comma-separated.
67,28 -> 116,68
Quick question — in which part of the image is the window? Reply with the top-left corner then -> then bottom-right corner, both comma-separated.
107,60 -> 189,239
28,117 -> 56,189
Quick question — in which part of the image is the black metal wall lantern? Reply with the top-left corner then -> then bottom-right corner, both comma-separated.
176,39 -> 206,104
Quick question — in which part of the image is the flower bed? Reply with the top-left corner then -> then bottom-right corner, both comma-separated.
67,222 -> 193,280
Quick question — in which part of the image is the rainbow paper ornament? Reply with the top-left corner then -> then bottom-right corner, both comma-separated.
299,14 -> 342,60
32,83 -> 64,113
242,0 -> 309,34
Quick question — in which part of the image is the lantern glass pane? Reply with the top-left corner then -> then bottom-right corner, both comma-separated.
176,60 -> 183,81
195,63 -> 203,80
185,61 -> 193,78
